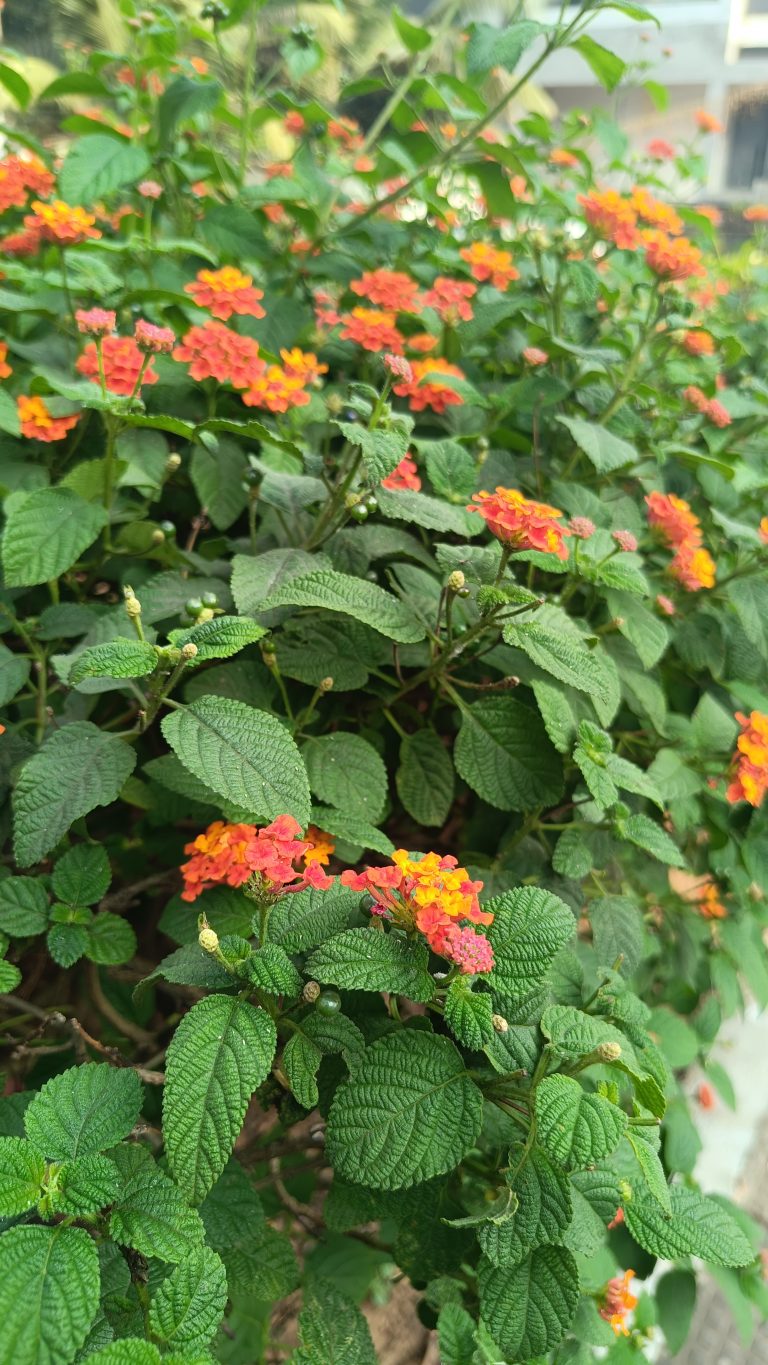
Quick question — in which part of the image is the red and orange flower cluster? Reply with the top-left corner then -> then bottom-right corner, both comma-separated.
726,711 -> 768,808
383,455 -> 421,491
599,1270 -> 637,1336
460,242 -> 519,290
341,850 -> 494,974
184,267 -> 265,321
645,491 -> 716,592
17,395 -> 79,443
469,487 -> 571,560
578,187 -> 704,279
683,384 -> 731,428
0,153 -> 55,214
180,816 -> 333,903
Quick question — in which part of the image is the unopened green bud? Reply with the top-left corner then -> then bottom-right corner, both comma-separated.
199,926 -> 219,953
492,1013 -> 509,1034
151,528 -> 165,544
166,453 -> 182,473
320,676 -> 334,692
181,642 -> 199,660
124,586 -> 142,617
302,980 -> 321,1003
447,570 -> 466,593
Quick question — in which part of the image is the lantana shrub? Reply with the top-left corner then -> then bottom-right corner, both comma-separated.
0,1 -> 767,1361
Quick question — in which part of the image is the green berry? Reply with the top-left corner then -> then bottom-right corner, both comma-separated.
159,520 -> 175,536
349,503 -> 369,523
316,988 -> 342,1016
456,585 -> 471,599
185,597 -> 203,616
364,494 -> 378,513
201,591 -> 218,608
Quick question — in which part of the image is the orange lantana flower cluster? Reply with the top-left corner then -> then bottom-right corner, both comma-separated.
28,199 -> 101,245
599,1270 -> 637,1336
180,816 -> 333,903
393,357 -> 465,414
184,267 -> 265,321
422,276 -> 476,323
643,230 -> 704,281
698,882 -> 727,919
173,321 -> 262,387
460,242 -> 520,290
578,189 -> 639,249
684,384 -> 731,428
682,330 -> 715,356
469,487 -> 571,560
578,187 -> 704,279
726,711 -> 768,808
0,153 -> 55,214
17,395 -> 79,443
382,455 -> 421,491
0,343 -> 12,380
351,269 -> 421,313
77,335 -> 159,396
339,307 -> 404,354
645,490 -> 716,592
341,850 -> 494,974
630,186 -> 683,235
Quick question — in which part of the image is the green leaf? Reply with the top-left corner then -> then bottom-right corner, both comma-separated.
466,20 -> 542,75
52,845 -> 111,907
0,642 -> 30,706
478,1245 -> 580,1358
157,75 -> 223,143
590,897 -> 644,977
222,1224 -> 299,1299
655,1269 -> 697,1354
283,1012 -> 364,1109
307,928 -> 435,1002
190,441 -> 248,531
605,593 -> 669,668
327,1031 -> 484,1190
109,1152 -> 205,1263
13,721 -> 137,867
269,879 -> 358,953
1,488 -> 108,588
626,1129 -> 671,1214
87,912 -> 137,966
335,418 -> 411,484
625,1187 -> 754,1266
241,943 -> 303,997
0,959 -> 21,991
557,416 -> 636,472
52,1153 -> 120,1215
454,696 -> 563,812
486,887 -> 575,1000
0,1225 -> 100,1365
506,624 -> 612,701
570,34 -> 626,91
294,1280 -> 377,1365
59,133 -> 151,202
437,1303 -> 476,1365
163,994 -> 277,1203
621,813 -> 685,866
70,639 -> 159,685
0,62 -> 31,108
24,1062 -> 142,1159
422,439 -> 477,503
540,1005 -> 634,1065
310,805 -> 395,856
535,1075 -> 627,1169
396,729 -> 455,827
199,1158 -> 266,1252
477,1145 -> 573,1267
392,6 -> 431,51
149,1246 -> 228,1349
0,876 -> 49,935
169,616 -> 266,662
259,568 -> 425,644
161,697 -> 310,828
444,979 -> 495,1050
552,826 -> 592,878
0,1135 -> 45,1215
303,732 -> 387,825
377,486 -> 478,537
86,1343 -> 161,1365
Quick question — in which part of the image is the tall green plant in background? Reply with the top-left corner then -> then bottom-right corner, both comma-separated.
0,1 -> 767,1361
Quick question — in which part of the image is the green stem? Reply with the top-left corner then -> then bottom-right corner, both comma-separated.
238,3 -> 260,186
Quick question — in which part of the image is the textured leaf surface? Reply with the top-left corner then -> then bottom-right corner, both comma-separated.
309,804 -> 395,855
70,640 -> 158,685
327,1031 -> 483,1189
241,942 -> 303,997
625,1187 -> 754,1266
478,1245 -> 580,1359
590,896 -> 644,977
0,1135 -> 44,1215
148,1246 -> 228,1349
535,1075 -> 627,1169
283,1013 -> 365,1109
396,729 -> 455,827
455,697 -> 563,811
162,696 -> 310,827
53,1154 -> 120,1215
622,813 -> 685,866
86,1343 -> 161,1365
0,1224 -> 100,1365
557,415 -> 636,472
477,1145 -> 573,1267
293,1280 -> 377,1365
13,723 -> 137,866
269,879 -> 358,952
24,1063 -> 142,1159
444,980 -> 495,1050
170,615 -> 266,662
109,1159 -> 205,1262
52,844 -> 111,907
307,928 -> 435,1002
506,623 -> 611,700
303,733 -> 388,823
163,994 -> 277,1203
486,887 -> 575,1000
2,488 -> 108,587
0,642 -> 30,706
259,568 -> 425,643
335,418 -> 411,483
0,876 -> 49,935
59,133 -> 150,201
199,1159 -> 266,1252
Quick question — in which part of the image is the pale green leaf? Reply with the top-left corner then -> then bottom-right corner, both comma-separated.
109,1153 -> 206,1263
161,696 -> 310,828
303,733 -> 387,824
13,722 -> 137,866
241,943 -> 303,997
327,1031 -> 483,1189
505,624 -> 611,700
590,896 -> 644,977
557,415 -> 636,472
169,616 -> 266,662
486,887 -> 575,1000
310,805 -> 395,855
466,19 -> 542,75
477,1145 -> 572,1267
59,133 -> 151,202
625,1187 -> 754,1266
2,488 -> 108,587
52,845 -> 111,907
377,486 -> 478,537
0,642 -> 30,706
163,994 -> 276,1203
269,879 -> 358,953
0,876 -> 49,935
294,1280 -> 377,1365
621,813 -> 684,866
190,440 -> 249,530
444,979 -> 495,1050
284,1013 -> 364,1109
335,418 -> 411,483
24,1062 -> 142,1160
53,1153 -> 120,1215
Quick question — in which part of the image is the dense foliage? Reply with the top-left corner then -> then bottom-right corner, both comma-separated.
1,1 -> 768,1361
